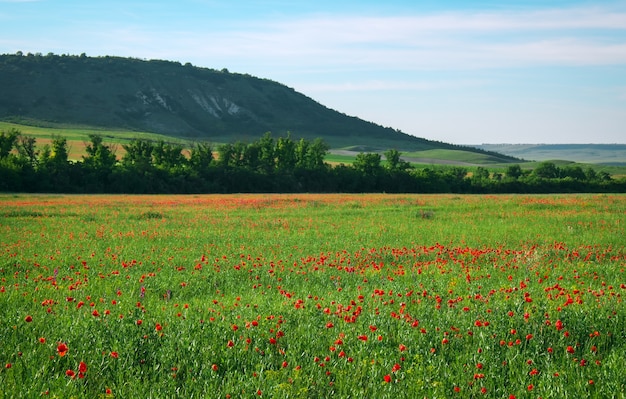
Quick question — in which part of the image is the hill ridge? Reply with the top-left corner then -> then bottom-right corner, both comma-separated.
0,52 -> 518,161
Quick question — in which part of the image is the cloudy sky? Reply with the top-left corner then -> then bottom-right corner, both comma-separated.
1,0 -> 625,144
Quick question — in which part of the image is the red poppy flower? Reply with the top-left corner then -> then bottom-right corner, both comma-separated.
57,343 -> 68,357
79,361 -> 87,374
555,320 -> 564,331
66,369 -> 75,378
110,351 -> 119,358
24,315 -> 33,323
383,374 -> 392,383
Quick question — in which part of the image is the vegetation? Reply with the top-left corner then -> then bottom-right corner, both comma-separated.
1,193 -> 624,398
0,52 -> 520,159
1,129 -> 625,193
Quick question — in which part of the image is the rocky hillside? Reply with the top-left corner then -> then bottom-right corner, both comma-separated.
0,52 -> 517,159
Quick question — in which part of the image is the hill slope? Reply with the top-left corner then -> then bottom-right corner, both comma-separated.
475,144 -> 626,165
0,53 -> 518,161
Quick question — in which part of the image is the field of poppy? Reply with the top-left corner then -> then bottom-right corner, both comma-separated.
0,193 -> 624,398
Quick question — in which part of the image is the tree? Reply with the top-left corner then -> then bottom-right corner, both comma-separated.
16,134 -> 39,167
257,132 -> 275,174
152,140 -> 185,169
384,149 -> 411,171
506,164 -> 522,179
122,139 -> 154,172
533,162 -> 559,179
0,128 -> 19,158
353,153 -> 382,176
307,138 -> 329,170
275,134 -> 296,170
189,142 -> 213,172
83,134 -> 117,173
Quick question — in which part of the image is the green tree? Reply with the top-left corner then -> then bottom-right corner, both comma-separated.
384,149 -> 411,171
506,164 -> 523,179
307,138 -> 329,170
122,139 -> 154,172
16,134 -> 39,168
189,142 -> 213,171
353,153 -> 382,176
533,162 -> 559,179
83,134 -> 117,173
0,128 -> 19,158
474,167 -> 490,180
152,140 -> 185,169
275,134 -> 296,171
257,132 -> 275,173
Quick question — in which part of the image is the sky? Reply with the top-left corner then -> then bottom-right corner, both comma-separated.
1,0 -> 625,144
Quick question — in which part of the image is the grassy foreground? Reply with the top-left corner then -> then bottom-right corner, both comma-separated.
0,194 -> 624,398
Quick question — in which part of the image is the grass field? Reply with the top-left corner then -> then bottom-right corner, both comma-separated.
1,193 -> 625,398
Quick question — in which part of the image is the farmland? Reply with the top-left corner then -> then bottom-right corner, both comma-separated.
1,194 -> 624,398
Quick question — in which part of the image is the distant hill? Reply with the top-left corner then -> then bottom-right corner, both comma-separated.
475,144 -> 626,165
0,52 -> 520,162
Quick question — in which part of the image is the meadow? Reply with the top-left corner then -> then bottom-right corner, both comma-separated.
0,193 -> 624,398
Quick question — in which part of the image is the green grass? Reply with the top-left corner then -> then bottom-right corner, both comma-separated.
0,193 -> 624,398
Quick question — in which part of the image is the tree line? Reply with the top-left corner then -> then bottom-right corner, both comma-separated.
0,129 -> 624,194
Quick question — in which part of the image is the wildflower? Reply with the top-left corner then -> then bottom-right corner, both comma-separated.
57,343 -> 68,357
212,364 -> 218,371
39,337 -> 46,344
383,374 -> 392,383
566,345 -> 575,354
24,315 -> 33,323
79,361 -> 87,374
110,351 -> 119,358
392,363 -> 401,373
66,369 -> 75,378
555,320 -> 564,331
155,323 -> 162,331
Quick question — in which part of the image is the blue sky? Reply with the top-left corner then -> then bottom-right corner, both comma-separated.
1,0 -> 625,144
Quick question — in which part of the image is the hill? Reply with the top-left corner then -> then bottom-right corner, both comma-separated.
0,52 -> 519,162
475,144 -> 626,165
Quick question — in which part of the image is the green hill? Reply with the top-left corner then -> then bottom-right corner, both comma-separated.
0,52 -> 520,162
